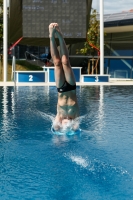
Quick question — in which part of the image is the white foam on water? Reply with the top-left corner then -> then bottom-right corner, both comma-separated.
70,155 -> 88,168
38,110 -> 88,135
37,110 -> 55,122
38,110 -> 89,125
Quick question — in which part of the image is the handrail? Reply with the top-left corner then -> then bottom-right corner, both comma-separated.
25,51 -> 53,63
69,55 -> 133,59
25,51 -> 53,67
9,37 -> 23,54
25,51 -> 40,60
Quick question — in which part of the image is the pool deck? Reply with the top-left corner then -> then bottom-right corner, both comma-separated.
1,80 -> 133,86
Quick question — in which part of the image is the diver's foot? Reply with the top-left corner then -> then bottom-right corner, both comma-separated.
54,23 -> 63,38
49,23 -> 56,38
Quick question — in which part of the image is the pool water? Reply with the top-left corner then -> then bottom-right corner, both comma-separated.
0,86 -> 133,200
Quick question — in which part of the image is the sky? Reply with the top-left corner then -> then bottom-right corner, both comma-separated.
92,0 -> 133,14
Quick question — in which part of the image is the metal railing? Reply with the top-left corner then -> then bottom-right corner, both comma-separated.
69,55 -> 133,59
25,51 -> 53,67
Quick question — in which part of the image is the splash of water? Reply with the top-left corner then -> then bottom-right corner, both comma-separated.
38,110 -> 89,124
38,110 -> 55,122
38,110 -> 89,135
65,153 -> 133,181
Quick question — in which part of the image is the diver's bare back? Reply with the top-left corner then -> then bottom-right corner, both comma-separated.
57,90 -> 79,119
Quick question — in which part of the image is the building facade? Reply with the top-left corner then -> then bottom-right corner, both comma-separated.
104,10 -> 133,79
9,10 -> 133,79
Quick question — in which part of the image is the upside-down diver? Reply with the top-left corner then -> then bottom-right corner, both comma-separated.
47,23 -> 80,133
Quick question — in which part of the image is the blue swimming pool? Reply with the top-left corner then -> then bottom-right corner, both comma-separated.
0,86 -> 133,200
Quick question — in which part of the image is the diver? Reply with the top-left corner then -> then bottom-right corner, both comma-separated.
48,23 -> 79,132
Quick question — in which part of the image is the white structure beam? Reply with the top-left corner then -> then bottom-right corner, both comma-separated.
3,0 -> 8,82
100,0 -> 104,75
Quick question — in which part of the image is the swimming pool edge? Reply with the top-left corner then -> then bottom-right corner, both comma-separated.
1,81 -> 133,86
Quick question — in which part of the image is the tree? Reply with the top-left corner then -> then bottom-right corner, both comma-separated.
77,9 -> 100,56
0,0 -> 3,48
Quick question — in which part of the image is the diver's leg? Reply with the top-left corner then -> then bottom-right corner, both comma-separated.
49,23 -> 65,88
54,23 -> 76,85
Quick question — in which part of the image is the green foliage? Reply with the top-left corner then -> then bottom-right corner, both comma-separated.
8,60 -> 43,71
77,9 -> 100,56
